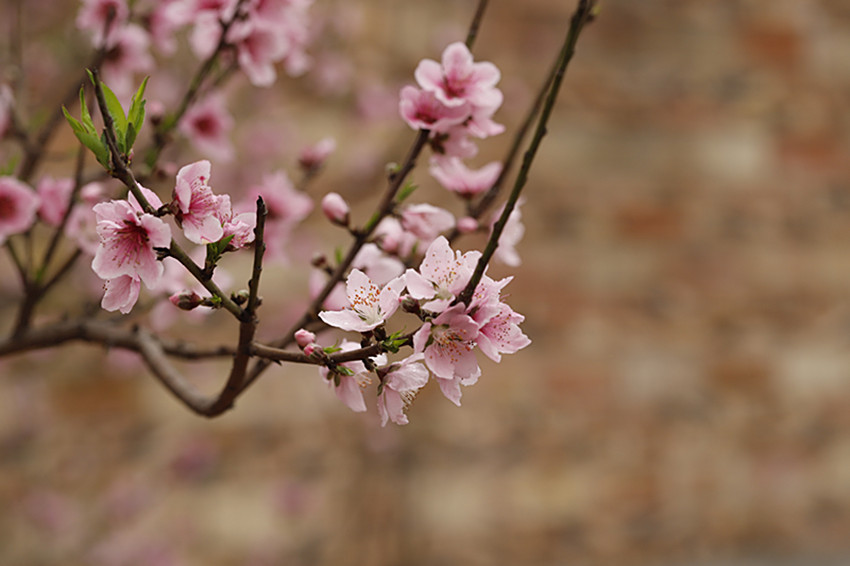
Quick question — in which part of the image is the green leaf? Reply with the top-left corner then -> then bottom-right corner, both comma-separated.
62,106 -> 85,134
125,122 -> 138,153
323,345 -> 342,354
79,88 -> 96,133
0,155 -> 19,176
395,180 -> 418,204
127,76 -> 149,131
100,81 -> 128,145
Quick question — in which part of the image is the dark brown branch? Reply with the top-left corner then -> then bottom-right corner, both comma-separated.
0,318 -> 237,359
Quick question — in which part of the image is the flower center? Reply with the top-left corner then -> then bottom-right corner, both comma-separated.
0,195 -> 15,220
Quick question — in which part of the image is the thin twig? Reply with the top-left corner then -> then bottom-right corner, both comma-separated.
456,0 -> 595,306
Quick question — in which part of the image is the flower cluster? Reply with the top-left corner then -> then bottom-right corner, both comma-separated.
400,42 -> 504,199
89,161 -> 255,314
76,0 -> 313,97
315,236 -> 529,425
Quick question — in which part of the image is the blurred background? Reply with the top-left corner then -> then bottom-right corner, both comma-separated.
2,0 -> 850,564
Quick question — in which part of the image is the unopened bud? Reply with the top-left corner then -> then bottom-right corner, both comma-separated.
294,328 -> 317,349
298,137 -> 336,172
321,192 -> 350,226
170,291 -> 202,311
457,216 -> 479,234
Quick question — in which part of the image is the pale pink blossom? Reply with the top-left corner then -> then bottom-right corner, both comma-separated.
352,243 -> 404,286
179,95 -> 234,162
456,216 -> 479,234
36,176 -> 74,227
374,216 -> 417,258
101,24 -> 155,98
227,19 -> 288,87
400,203 -> 455,245
65,183 -> 108,254
430,158 -> 501,198
101,274 -> 141,314
491,199 -> 525,266
298,137 -> 336,171
309,269 -> 347,311
476,303 -> 531,363
414,42 -> 502,109
173,160 -> 229,244
243,171 -> 312,261
404,236 -> 480,312
76,0 -> 129,47
91,199 -> 171,286
434,126 -> 479,159
321,192 -> 349,226
294,329 -> 317,349
412,305 -> 481,405
377,353 -> 430,426
318,340 -> 370,413
147,0 -> 192,55
319,269 -> 404,332
0,177 -> 40,244
399,86 -> 470,132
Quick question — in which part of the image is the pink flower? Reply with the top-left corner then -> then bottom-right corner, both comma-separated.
352,243 -> 404,286
36,176 -> 74,227
91,199 -> 171,286
412,305 -> 480,406
321,192 -> 349,226
491,199 -> 525,266
319,269 -> 404,332
377,353 -> 430,426
227,19 -> 287,87
294,329 -> 317,349
101,24 -> 154,98
243,170 -> 312,261
429,157 -> 501,198
404,236 -> 480,313
414,42 -> 502,109
173,160 -> 229,244
476,303 -> 531,363
65,182 -> 108,254
400,203 -> 455,245
76,0 -> 129,47
101,274 -> 141,314
179,95 -> 234,162
298,137 -> 336,171
399,86 -> 470,132
456,216 -> 479,234
147,0 -> 192,55
218,205 -> 256,250
0,177 -> 40,244
318,340 -> 371,413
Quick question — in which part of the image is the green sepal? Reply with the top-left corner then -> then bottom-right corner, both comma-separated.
79,88 -> 96,133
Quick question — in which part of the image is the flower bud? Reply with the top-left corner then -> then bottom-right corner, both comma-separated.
298,137 -> 336,172
456,216 -> 479,234
321,192 -> 350,226
294,328 -> 317,349
401,296 -> 421,315
170,291 -> 202,311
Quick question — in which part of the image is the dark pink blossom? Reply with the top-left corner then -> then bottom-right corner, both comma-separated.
399,86 -> 470,132
179,95 -> 235,162
0,176 -> 40,244
91,199 -> 171,287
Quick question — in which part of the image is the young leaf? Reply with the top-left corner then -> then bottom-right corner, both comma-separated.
79,88 -> 96,133
127,76 -> 149,134
395,180 -> 418,204
99,81 -> 128,145
125,121 -> 138,153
